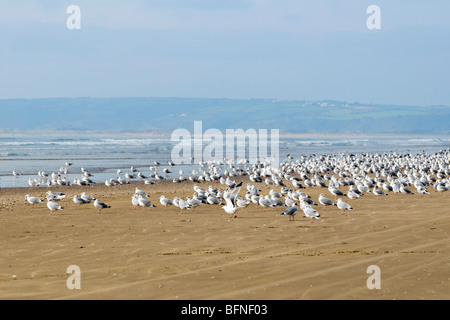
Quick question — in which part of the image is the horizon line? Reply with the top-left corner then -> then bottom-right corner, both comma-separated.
0,96 -> 448,108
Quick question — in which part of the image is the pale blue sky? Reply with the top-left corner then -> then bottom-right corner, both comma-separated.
0,0 -> 449,105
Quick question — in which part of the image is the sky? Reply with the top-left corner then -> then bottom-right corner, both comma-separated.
0,0 -> 449,106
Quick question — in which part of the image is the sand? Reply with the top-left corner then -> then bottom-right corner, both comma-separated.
0,179 -> 449,300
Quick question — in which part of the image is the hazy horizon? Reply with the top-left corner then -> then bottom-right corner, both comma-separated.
1,1 -> 450,106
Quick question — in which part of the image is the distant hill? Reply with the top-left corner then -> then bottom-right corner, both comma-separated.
0,97 -> 449,135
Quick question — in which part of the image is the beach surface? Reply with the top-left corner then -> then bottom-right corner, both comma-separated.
0,180 -> 449,300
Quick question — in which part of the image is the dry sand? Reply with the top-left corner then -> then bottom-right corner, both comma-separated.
0,179 -> 449,300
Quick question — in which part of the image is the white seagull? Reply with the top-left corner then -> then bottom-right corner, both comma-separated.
159,195 -> 173,209
73,195 -> 89,205
372,187 -> 388,197
222,186 -> 242,218
318,193 -> 336,209
25,194 -> 43,208
81,192 -> 96,202
236,196 -> 251,210
47,200 -> 64,215
178,197 -> 191,213
137,195 -> 156,209
94,199 -> 111,214
336,198 -> 353,214
300,201 -> 321,222
135,187 -> 149,198
131,195 -> 140,209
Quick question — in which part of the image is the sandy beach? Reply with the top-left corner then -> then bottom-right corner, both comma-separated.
0,178 -> 448,300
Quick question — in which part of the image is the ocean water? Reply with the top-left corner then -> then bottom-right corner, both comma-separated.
0,135 -> 449,188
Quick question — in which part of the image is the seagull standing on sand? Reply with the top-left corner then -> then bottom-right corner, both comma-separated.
318,193 -> 336,210
280,203 -> 298,221
372,187 -> 387,197
328,186 -> 346,198
137,195 -> 156,210
259,195 -> 274,210
187,196 -> 202,210
178,197 -> 191,213
132,194 -> 140,209
400,185 -> 414,195
300,200 -> 321,222
207,193 -> 224,205
236,196 -> 251,210
73,195 -> 89,205
81,192 -> 96,202
159,195 -> 173,209
94,199 -> 111,214
47,200 -> 64,215
336,198 -> 353,214
25,194 -> 43,208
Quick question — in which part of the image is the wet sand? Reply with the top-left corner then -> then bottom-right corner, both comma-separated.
0,179 -> 449,300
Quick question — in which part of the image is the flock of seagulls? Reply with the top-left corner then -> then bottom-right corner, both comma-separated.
15,149 -> 450,220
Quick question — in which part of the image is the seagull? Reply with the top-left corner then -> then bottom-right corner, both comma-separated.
137,172 -> 147,179
372,187 -> 387,197
357,184 -> 370,194
347,189 -> 361,200
336,198 -> 353,214
280,203 -> 298,221
284,196 -> 296,207
13,170 -> 21,176
222,186 -> 242,218
135,187 -> 149,198
259,195 -> 275,210
236,196 -> 251,210
28,178 -> 38,187
178,197 -> 191,213
400,186 -> 414,195
73,195 -> 89,205
159,195 -> 173,209
94,199 -> 111,214
207,193 -> 224,205
137,195 -> 156,209
46,191 -> 66,201
117,176 -> 130,185
105,179 -> 115,187
25,194 -> 43,208
125,172 -> 135,179
131,195 -> 140,209
417,186 -> 430,195
318,193 -> 336,210
328,186 -> 346,198
300,201 -> 321,222
47,200 -> 64,215
187,196 -> 202,210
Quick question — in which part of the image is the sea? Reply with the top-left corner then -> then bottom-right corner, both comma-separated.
1,135 -> 449,188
